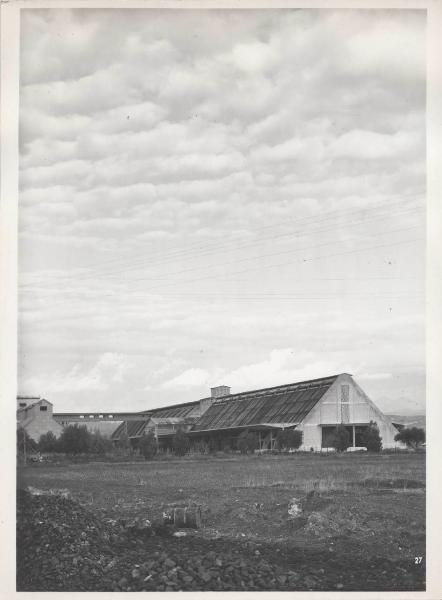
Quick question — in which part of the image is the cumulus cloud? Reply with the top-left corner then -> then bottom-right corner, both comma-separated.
215,349 -> 348,391
330,129 -> 422,160
162,349 -> 349,393
162,368 -> 211,389
21,352 -> 134,394
18,9 -> 426,412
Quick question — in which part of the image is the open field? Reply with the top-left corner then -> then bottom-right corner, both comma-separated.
17,452 -> 425,591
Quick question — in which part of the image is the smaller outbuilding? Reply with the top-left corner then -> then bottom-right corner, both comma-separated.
16,396 -> 63,442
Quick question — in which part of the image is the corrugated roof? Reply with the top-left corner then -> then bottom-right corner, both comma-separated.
149,417 -> 186,425
111,420 -> 146,440
191,375 -> 339,432
140,401 -> 200,419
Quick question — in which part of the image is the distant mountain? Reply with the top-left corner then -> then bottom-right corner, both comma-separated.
377,395 -> 425,416
386,414 -> 426,430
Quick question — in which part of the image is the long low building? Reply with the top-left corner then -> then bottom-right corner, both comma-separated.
110,373 -> 402,451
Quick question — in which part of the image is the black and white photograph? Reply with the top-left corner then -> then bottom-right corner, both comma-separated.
2,1 -> 439,595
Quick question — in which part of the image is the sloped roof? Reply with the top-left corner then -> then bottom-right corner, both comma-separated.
191,375 -> 339,433
149,417 -> 187,425
111,402 -> 200,440
16,398 -> 51,414
112,420 -> 146,440
141,401 -> 200,419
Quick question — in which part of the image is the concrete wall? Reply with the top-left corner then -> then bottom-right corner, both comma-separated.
298,374 -> 402,450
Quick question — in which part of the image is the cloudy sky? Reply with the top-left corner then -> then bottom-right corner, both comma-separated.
18,8 -> 426,415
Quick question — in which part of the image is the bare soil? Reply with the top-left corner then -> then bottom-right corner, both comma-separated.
17,452 -> 425,591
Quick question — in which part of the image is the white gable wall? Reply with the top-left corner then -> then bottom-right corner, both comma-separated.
297,374 -> 401,450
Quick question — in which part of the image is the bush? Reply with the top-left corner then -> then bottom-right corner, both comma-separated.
58,424 -> 91,455
362,421 -> 382,452
237,430 -> 258,454
394,426 -> 425,450
331,425 -> 351,452
172,428 -> 189,456
138,431 -> 157,459
17,427 -> 38,455
38,431 -> 59,453
89,430 -> 113,455
117,429 -> 131,453
275,429 -> 302,451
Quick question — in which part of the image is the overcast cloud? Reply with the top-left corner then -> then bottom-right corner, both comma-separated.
18,9 -> 426,414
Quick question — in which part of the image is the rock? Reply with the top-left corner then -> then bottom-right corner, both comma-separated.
288,498 -> 302,518
163,558 -> 176,568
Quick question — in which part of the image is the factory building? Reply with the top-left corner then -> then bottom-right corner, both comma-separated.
111,373 -> 401,451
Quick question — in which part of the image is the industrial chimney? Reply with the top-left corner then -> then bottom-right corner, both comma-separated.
210,385 -> 231,399
199,385 -> 231,416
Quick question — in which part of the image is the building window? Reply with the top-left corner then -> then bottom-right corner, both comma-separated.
39,406 -> 48,412
340,385 -> 350,423
19,402 -> 26,408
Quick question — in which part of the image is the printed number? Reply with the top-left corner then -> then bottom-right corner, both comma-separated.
414,556 -> 423,564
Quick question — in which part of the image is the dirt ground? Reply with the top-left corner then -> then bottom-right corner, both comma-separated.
17,452 -> 426,591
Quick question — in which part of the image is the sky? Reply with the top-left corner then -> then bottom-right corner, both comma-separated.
18,8 -> 426,415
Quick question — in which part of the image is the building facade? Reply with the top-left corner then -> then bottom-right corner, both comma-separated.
111,374 -> 402,451
17,396 -> 63,442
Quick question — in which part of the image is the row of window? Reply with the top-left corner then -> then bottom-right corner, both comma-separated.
66,414 -> 113,420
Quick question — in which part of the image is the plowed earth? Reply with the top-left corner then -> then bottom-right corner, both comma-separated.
17,453 -> 425,591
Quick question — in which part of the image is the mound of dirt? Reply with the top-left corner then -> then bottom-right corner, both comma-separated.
16,489 -> 300,591
16,487 -> 426,592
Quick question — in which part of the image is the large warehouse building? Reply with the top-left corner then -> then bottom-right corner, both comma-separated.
18,373 -> 402,450
110,373 -> 401,451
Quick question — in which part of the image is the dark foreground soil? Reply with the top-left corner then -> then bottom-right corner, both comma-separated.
17,488 -> 425,592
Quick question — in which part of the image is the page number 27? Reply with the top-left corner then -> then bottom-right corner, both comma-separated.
414,556 -> 423,564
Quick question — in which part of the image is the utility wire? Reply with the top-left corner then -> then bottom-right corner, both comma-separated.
21,190 -> 424,281
20,199 -> 423,287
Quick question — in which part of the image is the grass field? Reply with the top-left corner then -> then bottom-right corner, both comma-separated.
18,452 -> 426,590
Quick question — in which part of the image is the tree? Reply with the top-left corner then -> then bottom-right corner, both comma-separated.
394,427 -> 425,450
237,430 -> 258,454
17,427 -> 38,456
58,424 -> 91,455
117,429 -> 132,453
38,431 -> 59,453
276,429 -> 303,451
172,428 -> 189,456
331,425 -> 351,452
89,430 -> 113,455
362,421 -> 382,453
138,431 -> 157,459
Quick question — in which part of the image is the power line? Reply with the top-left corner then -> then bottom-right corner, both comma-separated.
106,215 -> 421,285
128,235 -> 423,295
21,190 -> 424,282
20,198 -> 423,287
22,235 -> 423,310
